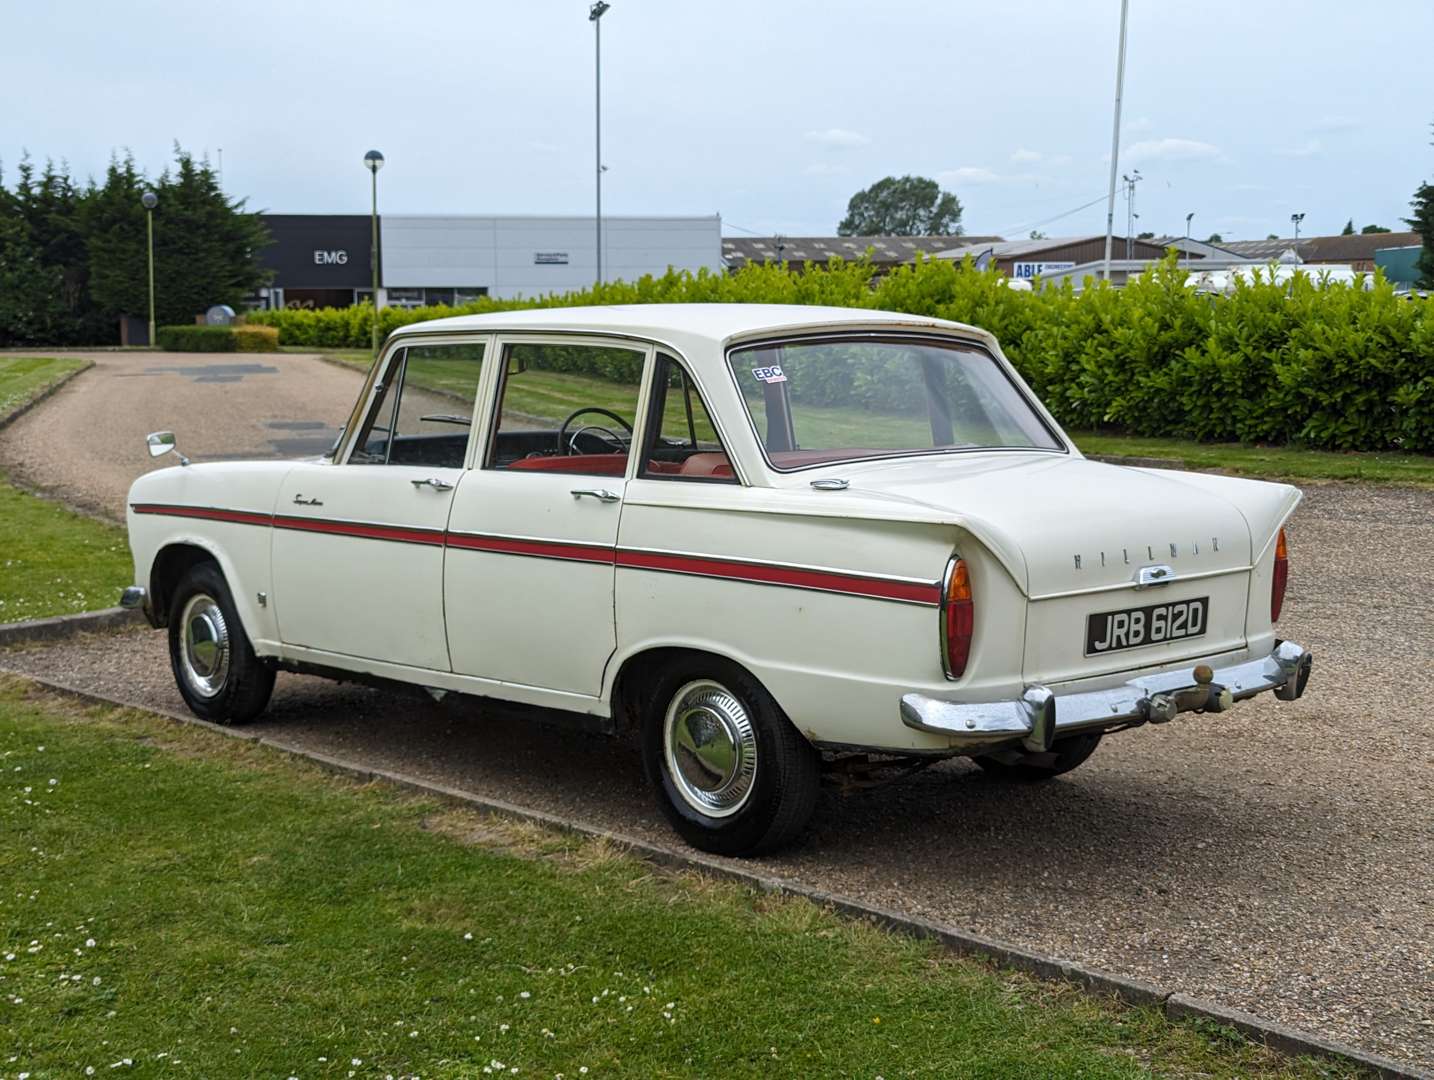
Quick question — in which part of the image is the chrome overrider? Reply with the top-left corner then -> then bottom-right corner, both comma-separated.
901,640 -> 1313,752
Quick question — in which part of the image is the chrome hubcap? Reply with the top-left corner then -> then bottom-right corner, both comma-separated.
179,593 -> 230,699
663,680 -> 757,818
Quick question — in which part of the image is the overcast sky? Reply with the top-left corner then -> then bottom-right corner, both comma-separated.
4,0 -> 1432,242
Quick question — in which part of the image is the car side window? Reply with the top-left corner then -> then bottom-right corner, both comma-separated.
640,353 -> 737,482
349,342 -> 486,468
486,341 -> 645,477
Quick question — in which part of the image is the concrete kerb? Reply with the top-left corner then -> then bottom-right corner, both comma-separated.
0,360 -> 95,433
2,667 -> 1426,1080
0,607 -> 143,649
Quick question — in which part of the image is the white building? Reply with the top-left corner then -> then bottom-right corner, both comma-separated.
255,213 -> 722,309
379,214 -> 722,305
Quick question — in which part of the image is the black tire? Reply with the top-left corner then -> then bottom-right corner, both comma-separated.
640,655 -> 820,857
975,732 -> 1102,781
167,561 -> 275,724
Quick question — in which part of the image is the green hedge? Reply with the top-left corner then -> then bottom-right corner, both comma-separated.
157,324 -> 279,353
157,325 -> 235,352
248,255 -> 1434,452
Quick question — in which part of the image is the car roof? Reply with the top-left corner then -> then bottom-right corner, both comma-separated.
390,303 -> 994,350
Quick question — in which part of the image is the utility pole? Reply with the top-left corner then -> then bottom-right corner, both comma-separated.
1291,212 -> 1305,243
1101,0 -> 1130,282
590,2 -> 611,287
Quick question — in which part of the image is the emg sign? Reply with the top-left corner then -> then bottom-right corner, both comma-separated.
313,250 -> 349,265
1012,261 -> 1074,280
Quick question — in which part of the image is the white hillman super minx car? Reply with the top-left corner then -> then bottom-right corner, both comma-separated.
122,304 -> 1312,855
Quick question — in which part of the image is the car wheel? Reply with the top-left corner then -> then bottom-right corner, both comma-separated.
641,656 -> 820,857
167,561 -> 275,724
974,732 -> 1102,781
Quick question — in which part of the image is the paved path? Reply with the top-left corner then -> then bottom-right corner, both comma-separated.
0,350 -> 366,520
3,480 -> 1431,1070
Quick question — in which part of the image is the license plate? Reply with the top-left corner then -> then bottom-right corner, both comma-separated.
1085,596 -> 1208,655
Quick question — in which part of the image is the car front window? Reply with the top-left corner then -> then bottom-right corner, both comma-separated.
727,335 -> 1062,470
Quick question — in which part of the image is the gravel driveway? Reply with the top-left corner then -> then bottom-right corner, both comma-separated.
0,350 -> 365,520
2,478 -> 1430,1069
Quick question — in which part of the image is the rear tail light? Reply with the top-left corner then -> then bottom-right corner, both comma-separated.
1271,528 -> 1289,623
942,556 -> 974,678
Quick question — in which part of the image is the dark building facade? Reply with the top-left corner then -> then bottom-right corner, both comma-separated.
255,214 -> 377,309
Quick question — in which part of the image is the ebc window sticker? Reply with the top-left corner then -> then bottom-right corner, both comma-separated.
751,365 -> 787,384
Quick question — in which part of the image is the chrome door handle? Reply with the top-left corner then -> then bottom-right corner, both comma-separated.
570,488 -> 620,503
411,477 -> 455,491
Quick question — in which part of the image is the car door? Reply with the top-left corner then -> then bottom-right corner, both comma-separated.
444,335 -> 651,695
272,337 -> 490,670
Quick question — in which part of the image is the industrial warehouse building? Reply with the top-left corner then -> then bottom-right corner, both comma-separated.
254,213 -> 722,308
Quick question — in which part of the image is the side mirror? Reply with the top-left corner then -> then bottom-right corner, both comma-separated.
146,431 -> 190,466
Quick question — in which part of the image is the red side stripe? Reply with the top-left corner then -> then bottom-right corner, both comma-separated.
129,504 -> 939,605
131,503 -> 273,527
445,532 -> 615,564
615,549 -> 941,606
271,514 -> 445,547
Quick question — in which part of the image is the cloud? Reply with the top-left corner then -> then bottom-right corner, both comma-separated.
1010,148 -> 1043,164
803,161 -> 850,176
803,128 -> 870,148
938,166 -> 1002,185
1276,139 -> 1323,158
1124,137 -> 1222,164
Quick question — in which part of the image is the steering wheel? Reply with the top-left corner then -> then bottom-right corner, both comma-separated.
558,407 -> 633,455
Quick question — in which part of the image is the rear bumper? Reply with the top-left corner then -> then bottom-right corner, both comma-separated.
900,640 -> 1313,753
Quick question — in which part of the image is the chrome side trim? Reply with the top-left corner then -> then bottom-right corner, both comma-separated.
901,640 -> 1312,749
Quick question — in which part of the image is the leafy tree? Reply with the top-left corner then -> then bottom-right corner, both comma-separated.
838,175 -> 963,236
1341,219 -> 1355,235
1406,122 -> 1434,288
1266,233 -> 1279,240
1028,229 -> 1047,240
1206,233 -> 1223,243
1360,223 -> 1391,234
0,174 -> 68,346
86,147 -> 270,327
1408,181 -> 1434,287
0,146 -> 270,344
1136,231 -> 1155,239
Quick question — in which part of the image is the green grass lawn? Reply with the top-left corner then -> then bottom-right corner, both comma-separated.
1072,431 -> 1434,486
0,479 -> 132,623
0,356 -> 89,421
0,357 -> 132,623
0,678 -> 1362,1080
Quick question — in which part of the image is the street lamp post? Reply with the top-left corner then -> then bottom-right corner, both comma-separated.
1290,212 -> 1305,244
141,191 -> 158,346
1101,0 -> 1131,282
364,150 -> 385,358
590,1 -> 611,287
1184,211 -> 1195,267
1122,170 -> 1141,259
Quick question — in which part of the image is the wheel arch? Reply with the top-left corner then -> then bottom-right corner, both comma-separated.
148,539 -> 242,630
607,642 -> 808,743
